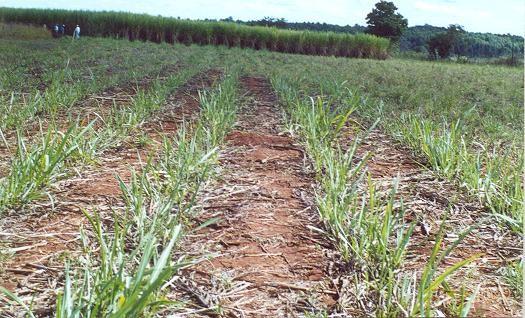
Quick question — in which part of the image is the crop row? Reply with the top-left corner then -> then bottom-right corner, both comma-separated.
0,7 -> 389,59
0,60 -> 208,214
244,51 -> 523,235
3,69 -> 240,316
55,72 -> 240,316
272,76 -> 479,316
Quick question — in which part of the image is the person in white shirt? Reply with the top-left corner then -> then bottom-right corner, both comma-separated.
53,24 -> 59,38
73,25 -> 80,39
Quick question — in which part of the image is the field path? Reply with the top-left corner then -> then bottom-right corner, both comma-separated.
341,127 -> 521,316
176,77 -> 334,317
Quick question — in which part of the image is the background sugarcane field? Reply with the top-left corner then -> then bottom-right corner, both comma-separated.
0,1 -> 523,317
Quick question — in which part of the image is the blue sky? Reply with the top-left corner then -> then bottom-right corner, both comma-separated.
0,0 -> 523,35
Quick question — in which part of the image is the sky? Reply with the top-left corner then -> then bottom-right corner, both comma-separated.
0,0 -> 523,35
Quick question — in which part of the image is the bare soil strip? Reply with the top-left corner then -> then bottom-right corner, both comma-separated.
0,69 -> 222,316
342,128 -> 521,316
173,77 -> 334,317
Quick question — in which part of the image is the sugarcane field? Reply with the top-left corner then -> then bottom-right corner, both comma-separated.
0,2 -> 523,317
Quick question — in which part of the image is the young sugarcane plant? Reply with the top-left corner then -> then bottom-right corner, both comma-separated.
393,218 -> 479,317
55,210 -> 187,317
0,121 -> 94,213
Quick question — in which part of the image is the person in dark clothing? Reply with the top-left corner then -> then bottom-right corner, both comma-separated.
52,24 -> 59,38
58,24 -> 65,37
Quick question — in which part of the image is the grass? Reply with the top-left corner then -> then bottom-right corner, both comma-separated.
502,260 -> 524,299
0,22 -> 50,40
406,222 -> 478,317
0,32 -> 209,98
243,53 -> 522,147
0,36 -> 199,133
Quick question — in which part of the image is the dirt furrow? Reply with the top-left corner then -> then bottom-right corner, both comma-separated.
0,69 -> 222,316
342,127 -> 521,316
175,77 -> 334,317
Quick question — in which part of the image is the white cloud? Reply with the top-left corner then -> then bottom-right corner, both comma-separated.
414,1 -> 489,18
414,1 -> 461,15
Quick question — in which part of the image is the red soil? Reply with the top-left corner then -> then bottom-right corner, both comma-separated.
172,77 -> 334,317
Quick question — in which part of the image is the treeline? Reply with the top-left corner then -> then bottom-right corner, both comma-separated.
401,25 -> 523,58
222,17 -> 523,59
0,7 -> 389,59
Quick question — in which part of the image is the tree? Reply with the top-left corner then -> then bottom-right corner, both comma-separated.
366,1 -> 408,41
427,24 -> 465,59
257,17 -> 287,28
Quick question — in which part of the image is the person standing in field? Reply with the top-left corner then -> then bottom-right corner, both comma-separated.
53,24 -> 59,38
73,25 -> 80,39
